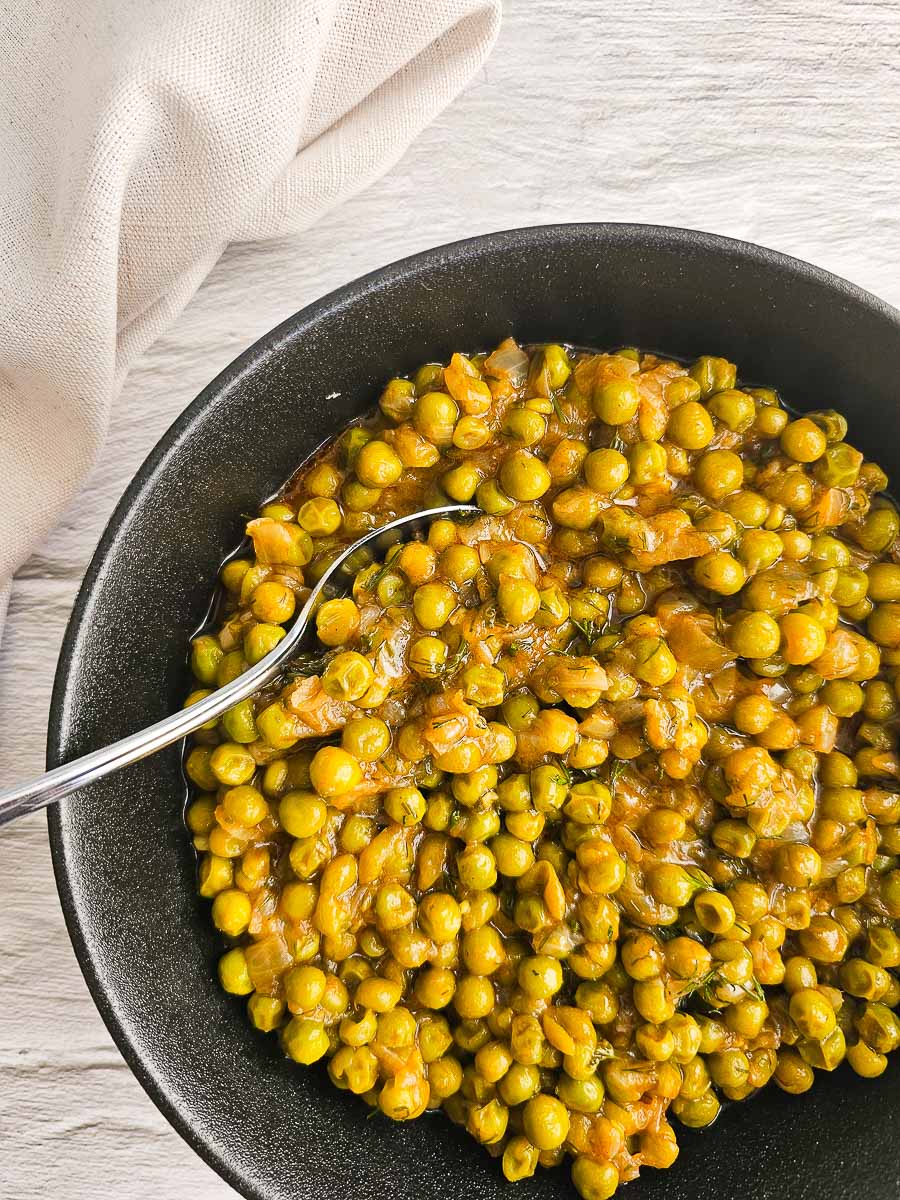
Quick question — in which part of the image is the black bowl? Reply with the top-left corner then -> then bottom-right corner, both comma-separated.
49,224 -> 900,1200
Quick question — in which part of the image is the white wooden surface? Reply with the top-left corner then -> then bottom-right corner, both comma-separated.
3,2 -> 900,1196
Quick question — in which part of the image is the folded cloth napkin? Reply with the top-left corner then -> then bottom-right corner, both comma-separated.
0,0 -> 500,638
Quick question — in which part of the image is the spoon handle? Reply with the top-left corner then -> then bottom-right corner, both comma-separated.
0,504 -> 477,827
0,654 -> 284,825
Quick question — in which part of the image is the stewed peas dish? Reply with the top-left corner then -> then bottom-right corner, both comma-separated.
184,340 -> 900,1200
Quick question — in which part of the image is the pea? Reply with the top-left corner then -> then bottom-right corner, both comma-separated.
198,853 -> 234,898
321,651 -> 375,702
503,1137 -> 539,1183
461,926 -> 506,976
798,1026 -> 847,1071
449,414 -> 489,450
690,355 -> 736,397
666,375 -> 701,405
283,1017 -> 330,1064
592,377 -> 640,424
710,389 -> 756,431
543,344 -> 573,389
725,489 -> 770,528
729,612 -> 780,658
418,893 -> 462,943
781,418 -> 827,463
255,701 -> 300,750
248,993 -> 285,1033
629,440 -> 668,485
191,635 -> 223,684
497,578 -> 541,624
439,543 -> 480,584
342,716 -> 391,760
797,915 -> 850,963
341,479 -> 381,513
453,975 -> 494,1020
304,462 -> 342,497
456,844 -> 497,890
732,694 -> 775,733
222,784 -> 268,827
667,400 -> 714,449
222,698 -> 258,744
867,562 -> 900,602
186,792 -> 218,842
298,497 -> 343,536
856,506 -> 900,553
413,392 -> 458,446
847,1039 -> 888,1078
649,864 -> 697,907
353,439 -> 402,488
738,529 -> 783,574
309,746 -> 363,797
869,603 -> 900,647
693,551 -> 746,595
218,947 -> 253,995
515,954 -> 561,1000
694,449 -> 744,500
315,598 -> 360,646
442,462 -> 482,502
504,407 -> 547,445
774,842 -> 822,888
522,1093 -> 569,1151
277,791 -> 325,838
412,362 -> 443,395
867,927 -> 900,968
839,959 -> 890,1001
499,449 -> 551,501
244,622 -> 286,665
413,581 -> 457,630
779,612 -> 827,665
583,447 -> 630,492
476,478 -> 516,514
631,636 -> 677,685
569,1157 -> 620,1200
384,786 -> 426,826
856,1002 -> 900,1053
774,1048 -> 814,1094
816,442 -> 863,487
530,763 -> 568,813
208,742 -> 256,786
221,558 -> 251,593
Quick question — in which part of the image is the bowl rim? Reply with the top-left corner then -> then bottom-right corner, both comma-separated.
45,221 -> 900,1197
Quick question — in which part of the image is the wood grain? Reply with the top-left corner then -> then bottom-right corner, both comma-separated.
3,1 -> 900,1195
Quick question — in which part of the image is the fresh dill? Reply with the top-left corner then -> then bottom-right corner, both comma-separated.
550,391 -> 569,426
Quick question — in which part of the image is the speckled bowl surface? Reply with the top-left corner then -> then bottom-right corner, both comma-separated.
49,224 -> 900,1199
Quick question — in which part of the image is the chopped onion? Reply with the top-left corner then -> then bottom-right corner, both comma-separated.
245,931 -> 292,995
484,339 -> 528,386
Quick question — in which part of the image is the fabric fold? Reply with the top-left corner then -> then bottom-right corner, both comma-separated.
0,0 -> 501,640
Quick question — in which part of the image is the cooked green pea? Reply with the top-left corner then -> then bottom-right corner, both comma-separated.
219,948 -> 253,995
244,623 -> 287,665
222,698 -> 258,744
499,449 -> 551,501
856,506 -> 900,553
693,551 -> 746,595
729,611 -> 780,657
583,448 -> 630,492
868,562 -> 900,602
592,377 -> 640,424
667,400 -> 714,449
690,355 -> 736,397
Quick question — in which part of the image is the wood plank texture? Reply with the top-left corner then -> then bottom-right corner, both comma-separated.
3,1 -> 900,1195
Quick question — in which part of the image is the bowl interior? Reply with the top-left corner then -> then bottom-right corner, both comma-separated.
49,225 -> 900,1200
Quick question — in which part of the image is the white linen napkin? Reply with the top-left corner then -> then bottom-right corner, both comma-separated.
0,0 -> 501,638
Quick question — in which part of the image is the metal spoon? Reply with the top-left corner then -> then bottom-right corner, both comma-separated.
0,504 -> 480,827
